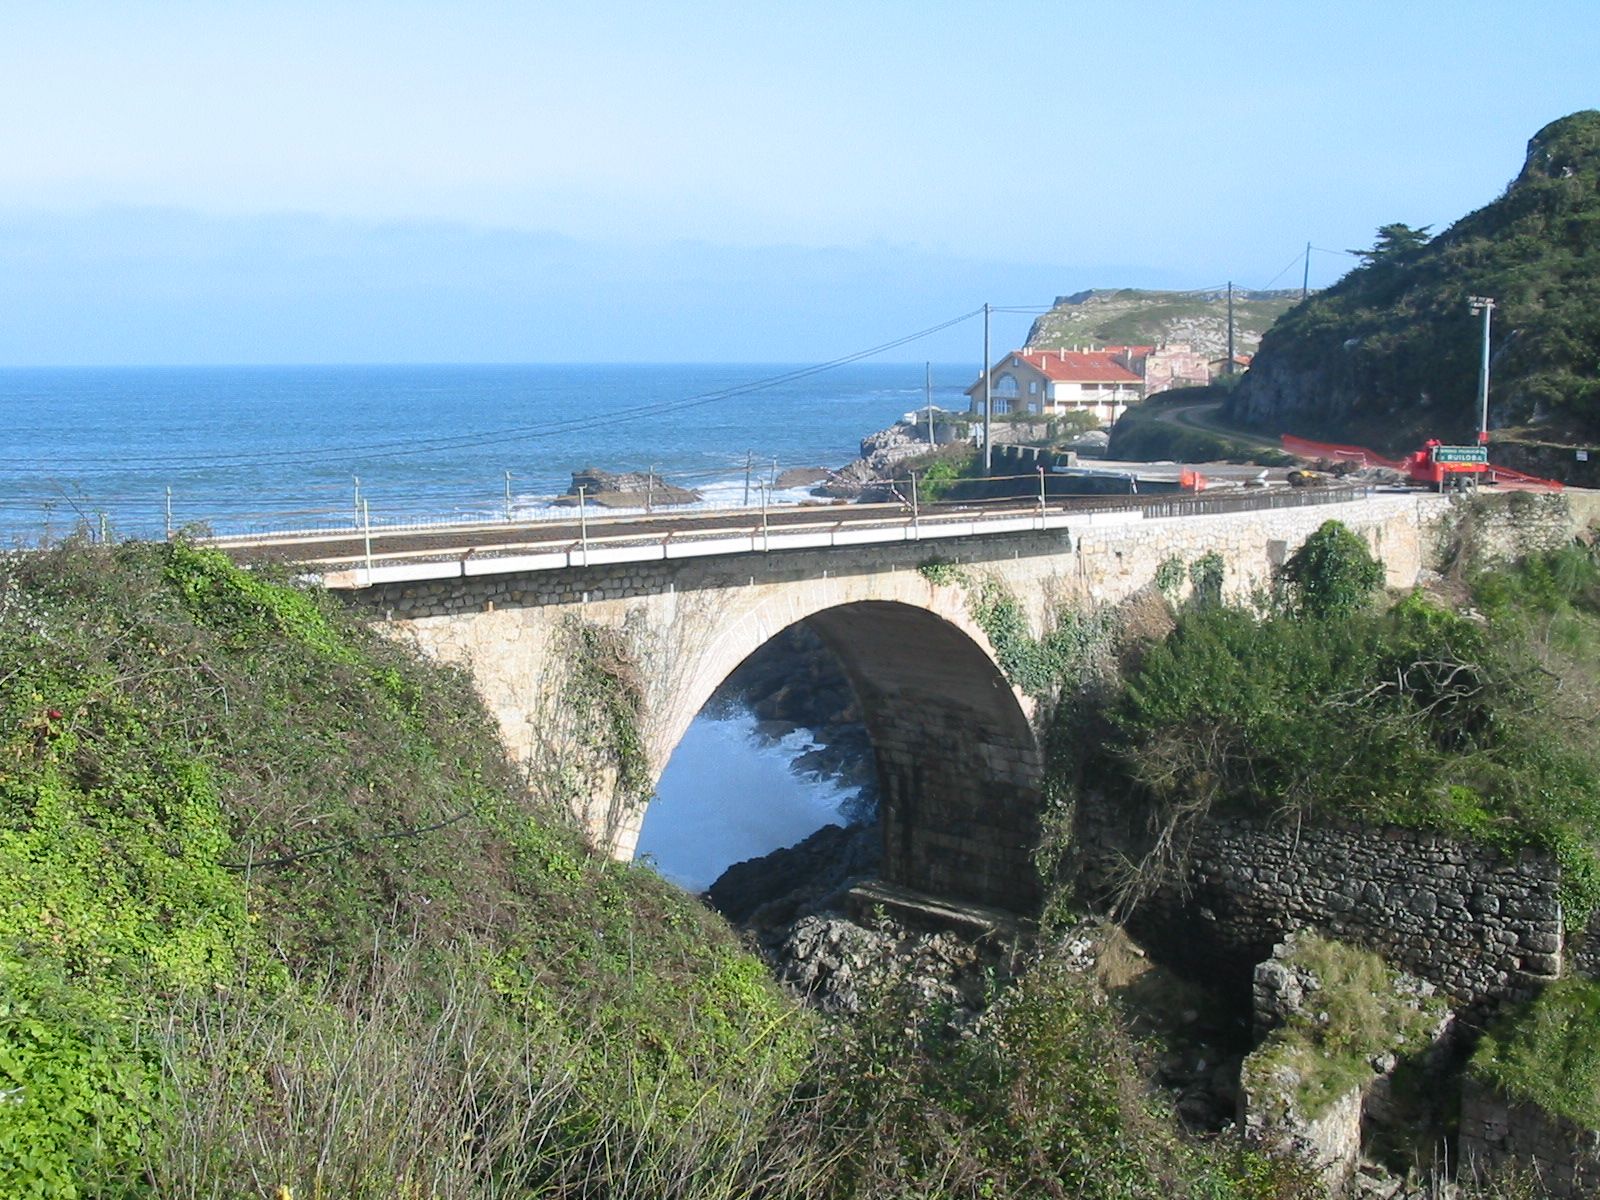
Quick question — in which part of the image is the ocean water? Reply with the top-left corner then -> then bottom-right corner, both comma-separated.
2,361 -> 971,541
639,712 -> 864,893
6,361 -> 919,887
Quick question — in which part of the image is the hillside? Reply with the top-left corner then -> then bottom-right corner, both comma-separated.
0,538 -> 1328,1200
1025,288 -> 1301,357
0,540 -> 808,1197
1228,110 -> 1600,455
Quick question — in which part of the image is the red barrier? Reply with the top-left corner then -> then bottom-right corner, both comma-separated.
1280,434 -> 1406,471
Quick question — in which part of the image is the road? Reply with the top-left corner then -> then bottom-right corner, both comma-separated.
210,493 -> 1176,571
1148,398 -> 1286,453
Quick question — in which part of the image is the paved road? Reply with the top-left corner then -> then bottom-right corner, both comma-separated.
212,493 -> 1173,570
1149,398 -> 1285,452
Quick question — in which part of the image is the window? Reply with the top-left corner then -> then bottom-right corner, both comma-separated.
994,374 -> 1020,399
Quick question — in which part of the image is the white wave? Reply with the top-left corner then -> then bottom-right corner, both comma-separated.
635,710 -> 860,893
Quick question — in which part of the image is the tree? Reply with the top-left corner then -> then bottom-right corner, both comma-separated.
1281,519 -> 1385,618
1349,222 -> 1433,266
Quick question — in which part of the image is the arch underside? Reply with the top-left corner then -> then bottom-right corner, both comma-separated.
789,602 -> 1044,912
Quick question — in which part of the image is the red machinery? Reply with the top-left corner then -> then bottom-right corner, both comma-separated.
1280,435 -> 1563,492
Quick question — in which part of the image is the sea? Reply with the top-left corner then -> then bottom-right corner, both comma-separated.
2,361 -> 970,542
5,361 -> 964,888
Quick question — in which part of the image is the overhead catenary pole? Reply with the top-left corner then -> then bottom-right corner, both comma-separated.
925,361 -> 935,447
743,450 -> 753,507
361,498 -> 373,579
910,472 -> 919,534
164,486 -> 172,540
1302,242 -> 1311,302
1470,295 -> 1496,445
982,302 -> 992,473
647,463 -> 658,514
353,475 -> 362,527
504,470 -> 513,521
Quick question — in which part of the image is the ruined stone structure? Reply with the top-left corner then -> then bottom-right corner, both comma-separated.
1080,803 -> 1564,1007
335,491 -> 1450,912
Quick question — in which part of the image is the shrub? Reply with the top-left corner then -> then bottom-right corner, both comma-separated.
1279,519 -> 1385,618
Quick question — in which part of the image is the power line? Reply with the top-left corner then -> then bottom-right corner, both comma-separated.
7,311 -> 983,477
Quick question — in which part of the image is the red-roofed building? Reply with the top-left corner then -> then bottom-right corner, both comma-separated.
966,343 -> 1211,426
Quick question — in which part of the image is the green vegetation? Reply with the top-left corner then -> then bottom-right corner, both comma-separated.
914,445 -> 979,501
1027,288 -> 1299,358
1234,110 -> 1600,453
1280,519 -> 1386,618
1475,976 -> 1600,1129
1244,937 -> 1447,1121
0,540 -> 806,1198
1048,525 -> 1600,926
1108,389 -> 1294,465
917,566 -> 1114,699
810,956 -> 1319,1200
4,538 -> 1332,1199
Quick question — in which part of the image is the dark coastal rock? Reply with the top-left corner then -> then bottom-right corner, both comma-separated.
706,821 -> 880,930
554,467 -> 700,508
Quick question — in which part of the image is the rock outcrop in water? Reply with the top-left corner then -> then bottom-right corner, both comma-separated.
555,467 -> 701,507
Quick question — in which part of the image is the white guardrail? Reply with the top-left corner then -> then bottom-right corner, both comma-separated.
289,487 -> 1375,590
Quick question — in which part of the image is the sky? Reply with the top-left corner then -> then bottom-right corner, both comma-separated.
2,0 -> 1596,365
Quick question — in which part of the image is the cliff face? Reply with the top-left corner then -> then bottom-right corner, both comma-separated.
1026,288 -> 1299,359
1229,111 -> 1600,453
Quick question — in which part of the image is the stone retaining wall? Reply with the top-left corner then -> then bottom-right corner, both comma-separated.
1459,1077 -> 1600,1197
1079,799 -> 1563,1006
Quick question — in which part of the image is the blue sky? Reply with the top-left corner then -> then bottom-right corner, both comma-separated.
2,0 -> 1596,364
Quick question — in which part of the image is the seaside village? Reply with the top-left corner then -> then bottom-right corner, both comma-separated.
967,342 -> 1240,427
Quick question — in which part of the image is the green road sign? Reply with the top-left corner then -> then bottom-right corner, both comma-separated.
1432,445 -> 1489,464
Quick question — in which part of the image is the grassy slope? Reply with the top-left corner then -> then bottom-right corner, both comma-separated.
0,540 -> 806,1198
0,540 -> 1345,1200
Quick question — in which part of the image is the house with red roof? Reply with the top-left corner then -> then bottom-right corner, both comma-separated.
966,344 -> 1211,426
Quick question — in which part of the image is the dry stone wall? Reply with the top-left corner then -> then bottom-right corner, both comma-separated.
1079,800 -> 1563,1006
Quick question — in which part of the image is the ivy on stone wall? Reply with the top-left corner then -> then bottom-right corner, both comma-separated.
562,617 -> 653,808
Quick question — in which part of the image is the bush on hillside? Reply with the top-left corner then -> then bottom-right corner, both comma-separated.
1064,540 -> 1600,924
0,539 -> 808,1197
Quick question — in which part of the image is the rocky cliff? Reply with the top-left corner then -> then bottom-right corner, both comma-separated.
1026,288 -> 1300,358
1228,110 -> 1600,456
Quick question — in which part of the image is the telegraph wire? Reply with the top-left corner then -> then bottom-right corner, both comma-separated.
7,310 -> 984,477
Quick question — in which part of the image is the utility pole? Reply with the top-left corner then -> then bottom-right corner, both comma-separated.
1469,296 -> 1496,445
577,486 -> 588,564
925,362 -> 935,447
1302,242 -> 1311,302
982,302 -> 992,473
361,498 -> 373,578
503,470 -> 513,521
353,475 -> 362,527
164,486 -> 173,540
743,450 -> 753,507
646,463 -> 658,514
1226,282 -> 1236,374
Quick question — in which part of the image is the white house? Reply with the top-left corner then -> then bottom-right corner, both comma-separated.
966,349 -> 1145,425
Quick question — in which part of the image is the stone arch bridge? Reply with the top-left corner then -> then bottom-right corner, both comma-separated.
326,492 -> 1446,913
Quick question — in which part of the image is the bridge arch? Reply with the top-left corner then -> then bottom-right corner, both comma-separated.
638,595 -> 1045,913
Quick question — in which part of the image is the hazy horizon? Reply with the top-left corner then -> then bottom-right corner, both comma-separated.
4,1 -> 1596,367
